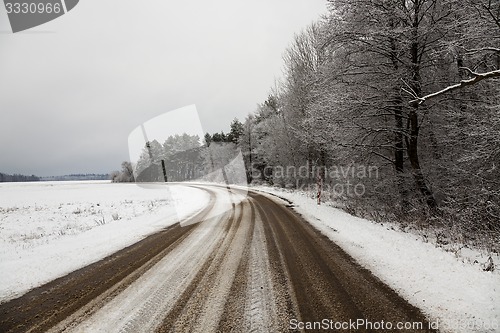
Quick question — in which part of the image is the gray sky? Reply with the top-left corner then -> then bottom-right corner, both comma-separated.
0,0 -> 326,176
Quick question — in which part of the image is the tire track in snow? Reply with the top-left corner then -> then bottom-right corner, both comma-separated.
65,188 -> 240,333
242,201 -> 280,333
157,200 -> 252,333
251,192 -> 436,333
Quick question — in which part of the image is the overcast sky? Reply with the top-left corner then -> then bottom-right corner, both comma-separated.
0,0 -> 326,176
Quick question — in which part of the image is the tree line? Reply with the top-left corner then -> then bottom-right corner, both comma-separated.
0,172 -> 40,182
113,0 -> 499,251
236,0 -> 499,251
112,123 -> 245,184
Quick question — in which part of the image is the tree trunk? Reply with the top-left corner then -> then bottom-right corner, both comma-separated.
406,12 -> 437,209
394,98 -> 410,210
406,108 -> 437,208
389,26 -> 409,209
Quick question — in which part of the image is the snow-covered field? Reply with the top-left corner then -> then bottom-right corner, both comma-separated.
253,186 -> 500,333
0,181 -> 209,302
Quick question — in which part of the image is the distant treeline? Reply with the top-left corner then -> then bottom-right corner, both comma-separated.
0,172 -> 110,182
40,174 -> 109,181
0,172 -> 40,182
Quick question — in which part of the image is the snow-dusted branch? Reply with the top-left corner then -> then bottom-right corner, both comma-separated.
408,69 -> 500,106
482,3 -> 500,29
465,47 -> 500,54
459,67 -> 479,77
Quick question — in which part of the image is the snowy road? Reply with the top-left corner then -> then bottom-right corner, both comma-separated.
0,185 -> 435,333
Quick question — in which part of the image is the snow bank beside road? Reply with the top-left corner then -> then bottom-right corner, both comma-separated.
253,186 -> 500,333
0,181 -> 209,302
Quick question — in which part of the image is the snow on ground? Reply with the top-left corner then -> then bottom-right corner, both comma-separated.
252,186 -> 500,333
1,181 -> 497,332
0,181 -> 209,302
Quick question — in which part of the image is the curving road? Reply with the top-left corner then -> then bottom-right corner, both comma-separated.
0,185 -> 435,333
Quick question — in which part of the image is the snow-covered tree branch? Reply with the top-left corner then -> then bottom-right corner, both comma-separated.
409,69 -> 500,106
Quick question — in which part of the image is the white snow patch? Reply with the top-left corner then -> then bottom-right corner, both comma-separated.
252,186 -> 500,333
0,181 -> 209,302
